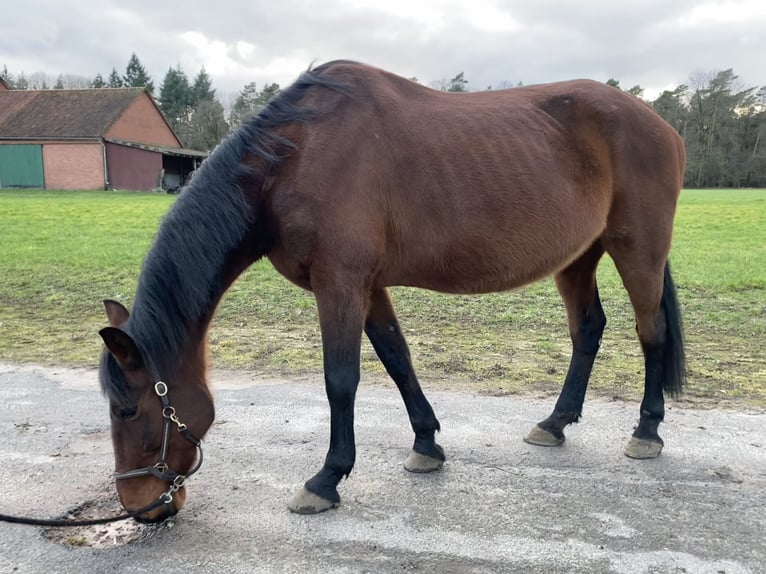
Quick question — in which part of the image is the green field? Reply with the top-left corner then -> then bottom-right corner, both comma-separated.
0,189 -> 764,405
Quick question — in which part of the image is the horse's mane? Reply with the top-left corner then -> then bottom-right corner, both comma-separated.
100,62 -> 351,403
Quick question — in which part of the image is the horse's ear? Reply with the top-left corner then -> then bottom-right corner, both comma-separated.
103,299 -> 130,327
99,327 -> 144,371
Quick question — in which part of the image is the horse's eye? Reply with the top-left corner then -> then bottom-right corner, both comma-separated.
111,404 -> 138,420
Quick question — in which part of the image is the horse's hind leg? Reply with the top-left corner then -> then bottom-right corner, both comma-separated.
609,255 -> 686,459
525,242 -> 606,447
365,288 -> 445,472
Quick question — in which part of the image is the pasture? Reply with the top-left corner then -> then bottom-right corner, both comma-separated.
0,189 -> 764,405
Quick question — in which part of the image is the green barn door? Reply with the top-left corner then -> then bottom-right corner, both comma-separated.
0,144 -> 45,188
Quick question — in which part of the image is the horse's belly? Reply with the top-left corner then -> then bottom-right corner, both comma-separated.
379,233 -> 592,295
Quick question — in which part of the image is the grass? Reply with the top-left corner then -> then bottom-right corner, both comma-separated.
0,188 -> 764,405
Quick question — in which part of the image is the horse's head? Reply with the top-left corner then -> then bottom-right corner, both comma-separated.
98,300 -> 214,523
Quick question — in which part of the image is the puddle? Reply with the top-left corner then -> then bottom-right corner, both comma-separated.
44,495 -> 174,548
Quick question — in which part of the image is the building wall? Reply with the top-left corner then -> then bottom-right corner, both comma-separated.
42,142 -> 104,189
106,93 -> 180,148
106,142 -> 162,191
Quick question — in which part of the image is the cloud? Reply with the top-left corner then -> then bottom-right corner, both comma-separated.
1,0 -> 764,100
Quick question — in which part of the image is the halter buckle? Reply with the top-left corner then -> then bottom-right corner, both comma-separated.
171,475 -> 186,491
154,382 -> 168,397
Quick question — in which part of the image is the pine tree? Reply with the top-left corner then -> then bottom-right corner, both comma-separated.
123,53 -> 154,93
16,72 -> 28,90
191,68 -> 215,106
54,74 -> 64,89
108,68 -> 123,88
159,66 -> 193,131
92,73 -> 106,88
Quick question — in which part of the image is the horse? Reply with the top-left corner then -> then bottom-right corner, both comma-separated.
98,60 -> 686,522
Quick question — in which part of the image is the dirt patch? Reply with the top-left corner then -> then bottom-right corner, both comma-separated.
44,495 -> 173,548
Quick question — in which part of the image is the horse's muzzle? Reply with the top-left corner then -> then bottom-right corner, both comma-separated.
132,502 -> 179,524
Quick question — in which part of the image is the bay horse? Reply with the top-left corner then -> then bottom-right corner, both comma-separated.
98,60 -> 686,521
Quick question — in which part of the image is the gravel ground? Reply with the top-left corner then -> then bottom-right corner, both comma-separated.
1,362 -> 764,574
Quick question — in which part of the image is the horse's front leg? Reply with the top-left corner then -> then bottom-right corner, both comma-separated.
288,280 -> 367,514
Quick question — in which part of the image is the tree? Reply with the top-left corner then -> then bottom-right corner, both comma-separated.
108,67 -> 123,88
159,66 -> 193,131
652,85 -> 689,137
683,69 -> 759,187
1,65 -> 14,88
447,72 -> 468,92
54,75 -> 64,89
605,79 -> 644,98
15,72 -> 28,90
123,53 -> 154,93
191,68 -> 215,106
185,99 -> 229,151
92,73 -> 106,88
229,82 -> 281,127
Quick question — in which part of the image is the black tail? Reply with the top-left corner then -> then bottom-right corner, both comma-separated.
661,262 -> 686,397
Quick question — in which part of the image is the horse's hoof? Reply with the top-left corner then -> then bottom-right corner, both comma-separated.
624,436 -> 663,459
287,487 -> 339,514
404,447 -> 445,473
523,425 -> 565,447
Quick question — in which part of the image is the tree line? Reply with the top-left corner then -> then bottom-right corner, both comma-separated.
3,57 -> 765,187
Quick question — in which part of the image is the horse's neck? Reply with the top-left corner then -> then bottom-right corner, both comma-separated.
130,186 -> 262,371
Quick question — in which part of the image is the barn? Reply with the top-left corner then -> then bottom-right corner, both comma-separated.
0,85 -> 207,191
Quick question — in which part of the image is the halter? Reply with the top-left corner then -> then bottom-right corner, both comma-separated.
0,379 -> 204,527
114,381 -> 204,502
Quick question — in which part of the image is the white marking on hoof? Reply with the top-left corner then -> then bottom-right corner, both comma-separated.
624,436 -> 663,459
287,487 -> 339,514
523,425 -> 565,447
404,450 -> 444,473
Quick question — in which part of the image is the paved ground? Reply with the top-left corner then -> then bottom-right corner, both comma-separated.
0,362 -> 764,574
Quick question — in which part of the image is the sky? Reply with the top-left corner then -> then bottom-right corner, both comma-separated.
1,0 -> 765,102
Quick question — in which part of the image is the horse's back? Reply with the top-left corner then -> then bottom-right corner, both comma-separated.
268,62 -> 684,294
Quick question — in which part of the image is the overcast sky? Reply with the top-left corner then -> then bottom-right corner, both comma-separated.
2,0 -> 764,101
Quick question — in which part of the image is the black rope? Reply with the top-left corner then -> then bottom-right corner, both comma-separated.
0,495 -> 170,527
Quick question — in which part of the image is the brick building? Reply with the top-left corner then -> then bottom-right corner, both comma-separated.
0,87 -> 207,191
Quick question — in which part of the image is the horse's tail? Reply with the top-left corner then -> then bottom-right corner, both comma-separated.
661,262 -> 686,397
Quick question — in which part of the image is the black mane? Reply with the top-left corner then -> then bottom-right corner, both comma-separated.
100,62 -> 351,405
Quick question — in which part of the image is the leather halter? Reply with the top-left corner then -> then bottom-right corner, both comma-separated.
0,380 -> 204,527
113,381 -> 204,504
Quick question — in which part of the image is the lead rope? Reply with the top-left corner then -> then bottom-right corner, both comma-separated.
0,493 -> 174,527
